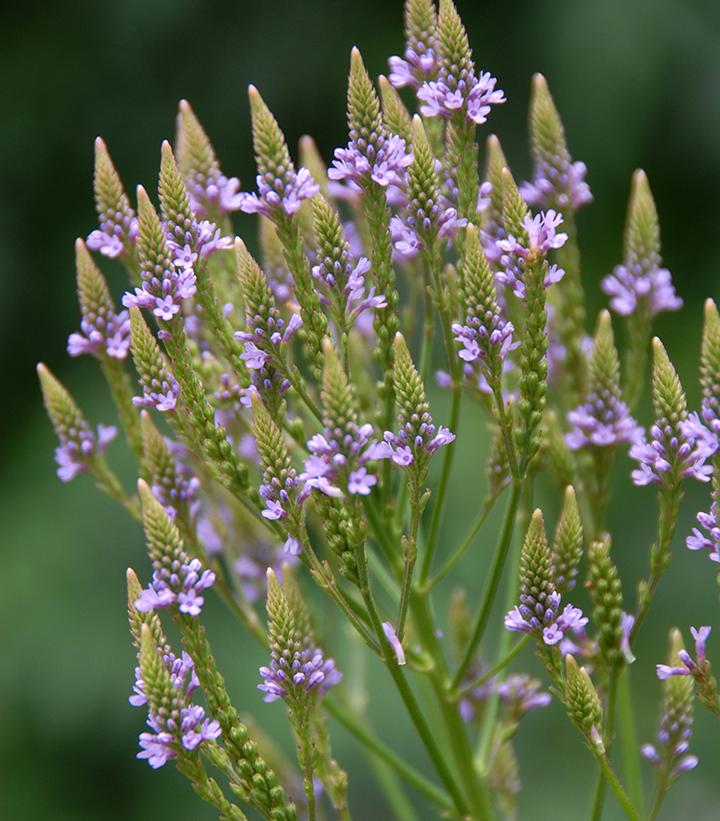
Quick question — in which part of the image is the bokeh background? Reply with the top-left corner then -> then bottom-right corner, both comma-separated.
3,0 -> 720,818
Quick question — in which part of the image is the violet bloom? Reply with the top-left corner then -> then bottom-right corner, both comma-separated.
136,556 -> 215,617
630,420 -> 713,486
259,640 -> 341,703
496,210 -> 567,300
388,11 -> 437,90
498,674 -> 552,718
521,159 -> 592,214
657,627 -> 712,680
330,133 -> 413,192
123,240 -> 197,323
54,422 -> 117,483
418,70 -> 505,126
133,362 -> 181,414
642,673 -> 698,779
566,392 -> 642,450
131,650 -> 220,768
185,170 -> 243,218
389,200 -> 467,264
452,310 -> 516,386
68,307 -> 131,361
382,622 -> 406,665
239,167 -> 319,219
311,242 -> 386,326
301,422 -> 387,497
87,186 -> 138,260
687,501 -> 720,562
602,248 -> 682,319
151,440 -> 201,523
505,589 -> 587,647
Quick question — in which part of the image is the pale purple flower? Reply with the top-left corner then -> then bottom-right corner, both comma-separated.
131,649 -> 220,768
54,422 -> 117,482
630,419 -> 712,486
566,392 -> 642,450
68,307 -> 131,361
239,166 -> 319,218
330,133 -> 413,191
388,17 -> 437,91
87,214 -> 138,260
657,627 -> 711,680
123,258 -> 197,321
505,590 -> 587,647
135,557 -> 216,616
496,211 -> 567,300
301,421 -> 385,497
498,674 -> 552,717
259,640 -> 341,703
687,501 -> 720,562
382,621 -> 406,665
133,362 -> 181,414
186,171 -> 243,217
418,71 -> 505,125
521,158 -> 592,213
311,243 -> 386,325
602,245 -> 682,319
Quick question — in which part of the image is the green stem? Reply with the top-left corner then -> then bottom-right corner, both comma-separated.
425,492 -> 499,590
452,482 -> 521,689
397,493 -> 421,640
617,668 -> 645,817
647,777 -> 669,821
420,380 -> 461,580
589,671 -> 620,821
325,698 -> 453,813
100,358 -> 143,461
592,749 -> 641,821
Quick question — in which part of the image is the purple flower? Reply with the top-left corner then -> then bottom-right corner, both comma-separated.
186,171 -> 243,218
418,71 -> 505,125
68,308 -> 131,361
330,133 -> 413,193
311,245 -> 386,325
239,167 -> 319,218
87,215 -> 138,261
566,393 -> 642,450
687,501 -> 720,561
123,254 -> 197,322
382,621 -> 406,665
301,422 -> 386,498
496,211 -> 567,300
388,13 -> 437,91
657,626 -> 712,680
54,423 -> 117,483
630,420 -> 712,486
602,245 -> 681,319
136,557 -> 215,616
505,590 -> 587,647
259,643 -> 341,703
498,674 -> 552,717
521,159 -> 592,214
133,363 -> 181,414
131,649 -> 220,768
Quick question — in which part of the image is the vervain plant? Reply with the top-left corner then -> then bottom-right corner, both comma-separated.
39,1 -> 719,818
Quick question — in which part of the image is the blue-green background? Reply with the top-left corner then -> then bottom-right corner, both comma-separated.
3,0 -> 720,818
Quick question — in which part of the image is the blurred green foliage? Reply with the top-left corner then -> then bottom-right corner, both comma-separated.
3,0 -> 720,818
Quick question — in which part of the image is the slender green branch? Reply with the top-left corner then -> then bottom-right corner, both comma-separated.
589,671 -> 620,821
617,668 -> 645,817
452,482 -> 522,689
325,698 -> 453,813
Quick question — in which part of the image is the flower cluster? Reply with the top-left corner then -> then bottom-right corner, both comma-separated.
630,420 -> 713,486
495,210 -> 567,300
657,626 -> 711,680
387,0 -> 438,90
131,644 -> 220,769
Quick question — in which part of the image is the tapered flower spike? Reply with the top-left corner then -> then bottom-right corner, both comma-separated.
311,195 -> 384,330
176,99 -> 243,217
37,362 -> 117,482
551,486 -> 583,594
378,76 -> 413,146
700,299 -> 720,431
564,655 -> 603,745
259,568 -> 341,704
87,137 -> 138,260
505,509 -> 587,646
140,411 -> 199,525
602,170 -> 681,319
567,311 -> 642,450
122,186 -> 197,321
479,134 -> 510,263
642,629 -> 698,780
129,308 -> 180,412
135,479 -> 215,616
587,538 -> 630,670
630,338 -> 712,486
258,217 -> 293,302
521,73 -> 592,212
452,224 -> 516,391
238,86 -> 319,218
390,115 -> 467,262
381,332 -> 455,481
388,0 -> 438,90
301,340 -> 387,498
69,239 -> 131,360
417,0 -> 505,125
